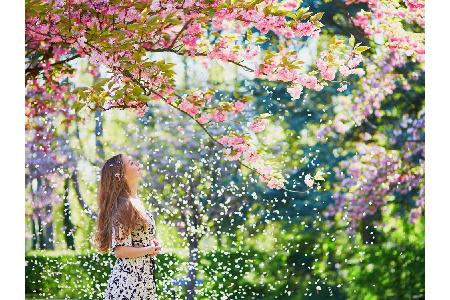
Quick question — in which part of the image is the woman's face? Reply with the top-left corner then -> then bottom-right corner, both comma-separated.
123,155 -> 142,183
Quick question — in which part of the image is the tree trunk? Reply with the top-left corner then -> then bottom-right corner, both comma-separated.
36,216 -> 44,250
95,110 -> 105,160
42,209 -> 55,250
185,177 -> 204,300
41,177 -> 55,250
216,232 -> 223,248
71,170 -> 97,220
186,233 -> 199,300
62,177 -> 76,250
31,217 -> 38,250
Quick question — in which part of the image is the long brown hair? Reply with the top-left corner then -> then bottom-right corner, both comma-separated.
94,154 -> 149,253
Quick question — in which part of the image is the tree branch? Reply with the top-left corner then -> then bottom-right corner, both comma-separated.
71,170 -> 98,220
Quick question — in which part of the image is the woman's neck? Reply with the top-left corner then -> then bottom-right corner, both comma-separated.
128,181 -> 139,198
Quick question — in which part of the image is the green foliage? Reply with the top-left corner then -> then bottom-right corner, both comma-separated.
314,216 -> 425,300
25,250 -> 183,299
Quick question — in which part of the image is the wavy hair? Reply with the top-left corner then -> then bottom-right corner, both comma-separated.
94,154 -> 149,253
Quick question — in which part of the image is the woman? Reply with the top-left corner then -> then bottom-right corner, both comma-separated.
95,154 -> 161,300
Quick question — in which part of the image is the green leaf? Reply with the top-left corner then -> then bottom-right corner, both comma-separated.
314,170 -> 325,181
255,36 -> 267,43
141,7 -> 148,17
72,102 -> 86,113
132,85 -> 144,96
162,33 -> 171,42
259,113 -> 272,119
137,94 -> 151,102
300,11 -> 313,20
285,11 -> 298,21
355,45 -> 370,53
349,34 -> 355,47
94,78 -> 109,88
146,15 -> 162,29
240,95 -> 254,102
246,29 -> 253,41
310,12 -> 324,22
133,51 -> 142,62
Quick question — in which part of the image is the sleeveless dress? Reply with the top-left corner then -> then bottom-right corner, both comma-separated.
103,208 -> 158,300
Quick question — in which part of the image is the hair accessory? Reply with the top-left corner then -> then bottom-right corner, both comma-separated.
114,173 -> 121,179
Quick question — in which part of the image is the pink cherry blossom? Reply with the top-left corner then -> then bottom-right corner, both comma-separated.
304,174 -> 314,188
337,84 -> 348,92
178,100 -> 199,116
212,109 -> 227,122
233,101 -> 246,113
287,85 -> 303,100
196,113 -> 212,125
249,118 -> 267,133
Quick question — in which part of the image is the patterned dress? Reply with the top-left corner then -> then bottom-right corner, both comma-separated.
103,209 -> 158,300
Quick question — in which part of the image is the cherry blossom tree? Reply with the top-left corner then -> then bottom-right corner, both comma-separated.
26,0 -> 367,191
316,0 -> 425,232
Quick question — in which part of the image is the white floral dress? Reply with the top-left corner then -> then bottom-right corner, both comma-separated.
103,209 -> 158,300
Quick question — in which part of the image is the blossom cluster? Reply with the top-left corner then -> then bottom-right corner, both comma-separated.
217,133 -> 285,189
317,0 -> 425,139
327,109 -> 424,230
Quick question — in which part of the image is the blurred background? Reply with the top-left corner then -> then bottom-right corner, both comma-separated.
25,0 -> 424,299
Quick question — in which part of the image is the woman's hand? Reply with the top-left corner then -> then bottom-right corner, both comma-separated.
152,239 -> 162,255
145,240 -> 158,256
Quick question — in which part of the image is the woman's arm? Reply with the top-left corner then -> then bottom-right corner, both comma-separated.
111,222 -> 157,258
113,243 -> 156,259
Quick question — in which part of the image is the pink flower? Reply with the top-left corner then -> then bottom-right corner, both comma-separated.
249,118 -> 267,133
339,65 -> 351,77
243,46 -> 260,60
257,165 -> 273,182
204,92 -> 213,102
409,208 -> 422,224
232,143 -> 249,155
404,0 -> 425,12
352,13 -> 370,30
233,101 -> 246,113
196,113 -> 212,124
218,136 -> 231,146
149,0 -> 160,11
267,178 -> 284,189
178,100 -> 199,116
133,106 -> 148,117
186,22 -> 202,35
287,85 -> 303,100
337,84 -> 348,92
304,174 -> 314,188
320,66 -> 337,81
282,0 -> 299,10
229,135 -> 246,146
254,68 -> 266,78
277,67 -> 297,82
299,74 -> 319,90
224,148 -> 242,161
129,102 -> 148,117
243,148 -> 260,163
348,55 -> 363,68
293,21 -> 317,37
212,109 -> 227,122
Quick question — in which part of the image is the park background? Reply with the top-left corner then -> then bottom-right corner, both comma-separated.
25,0 -> 425,299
